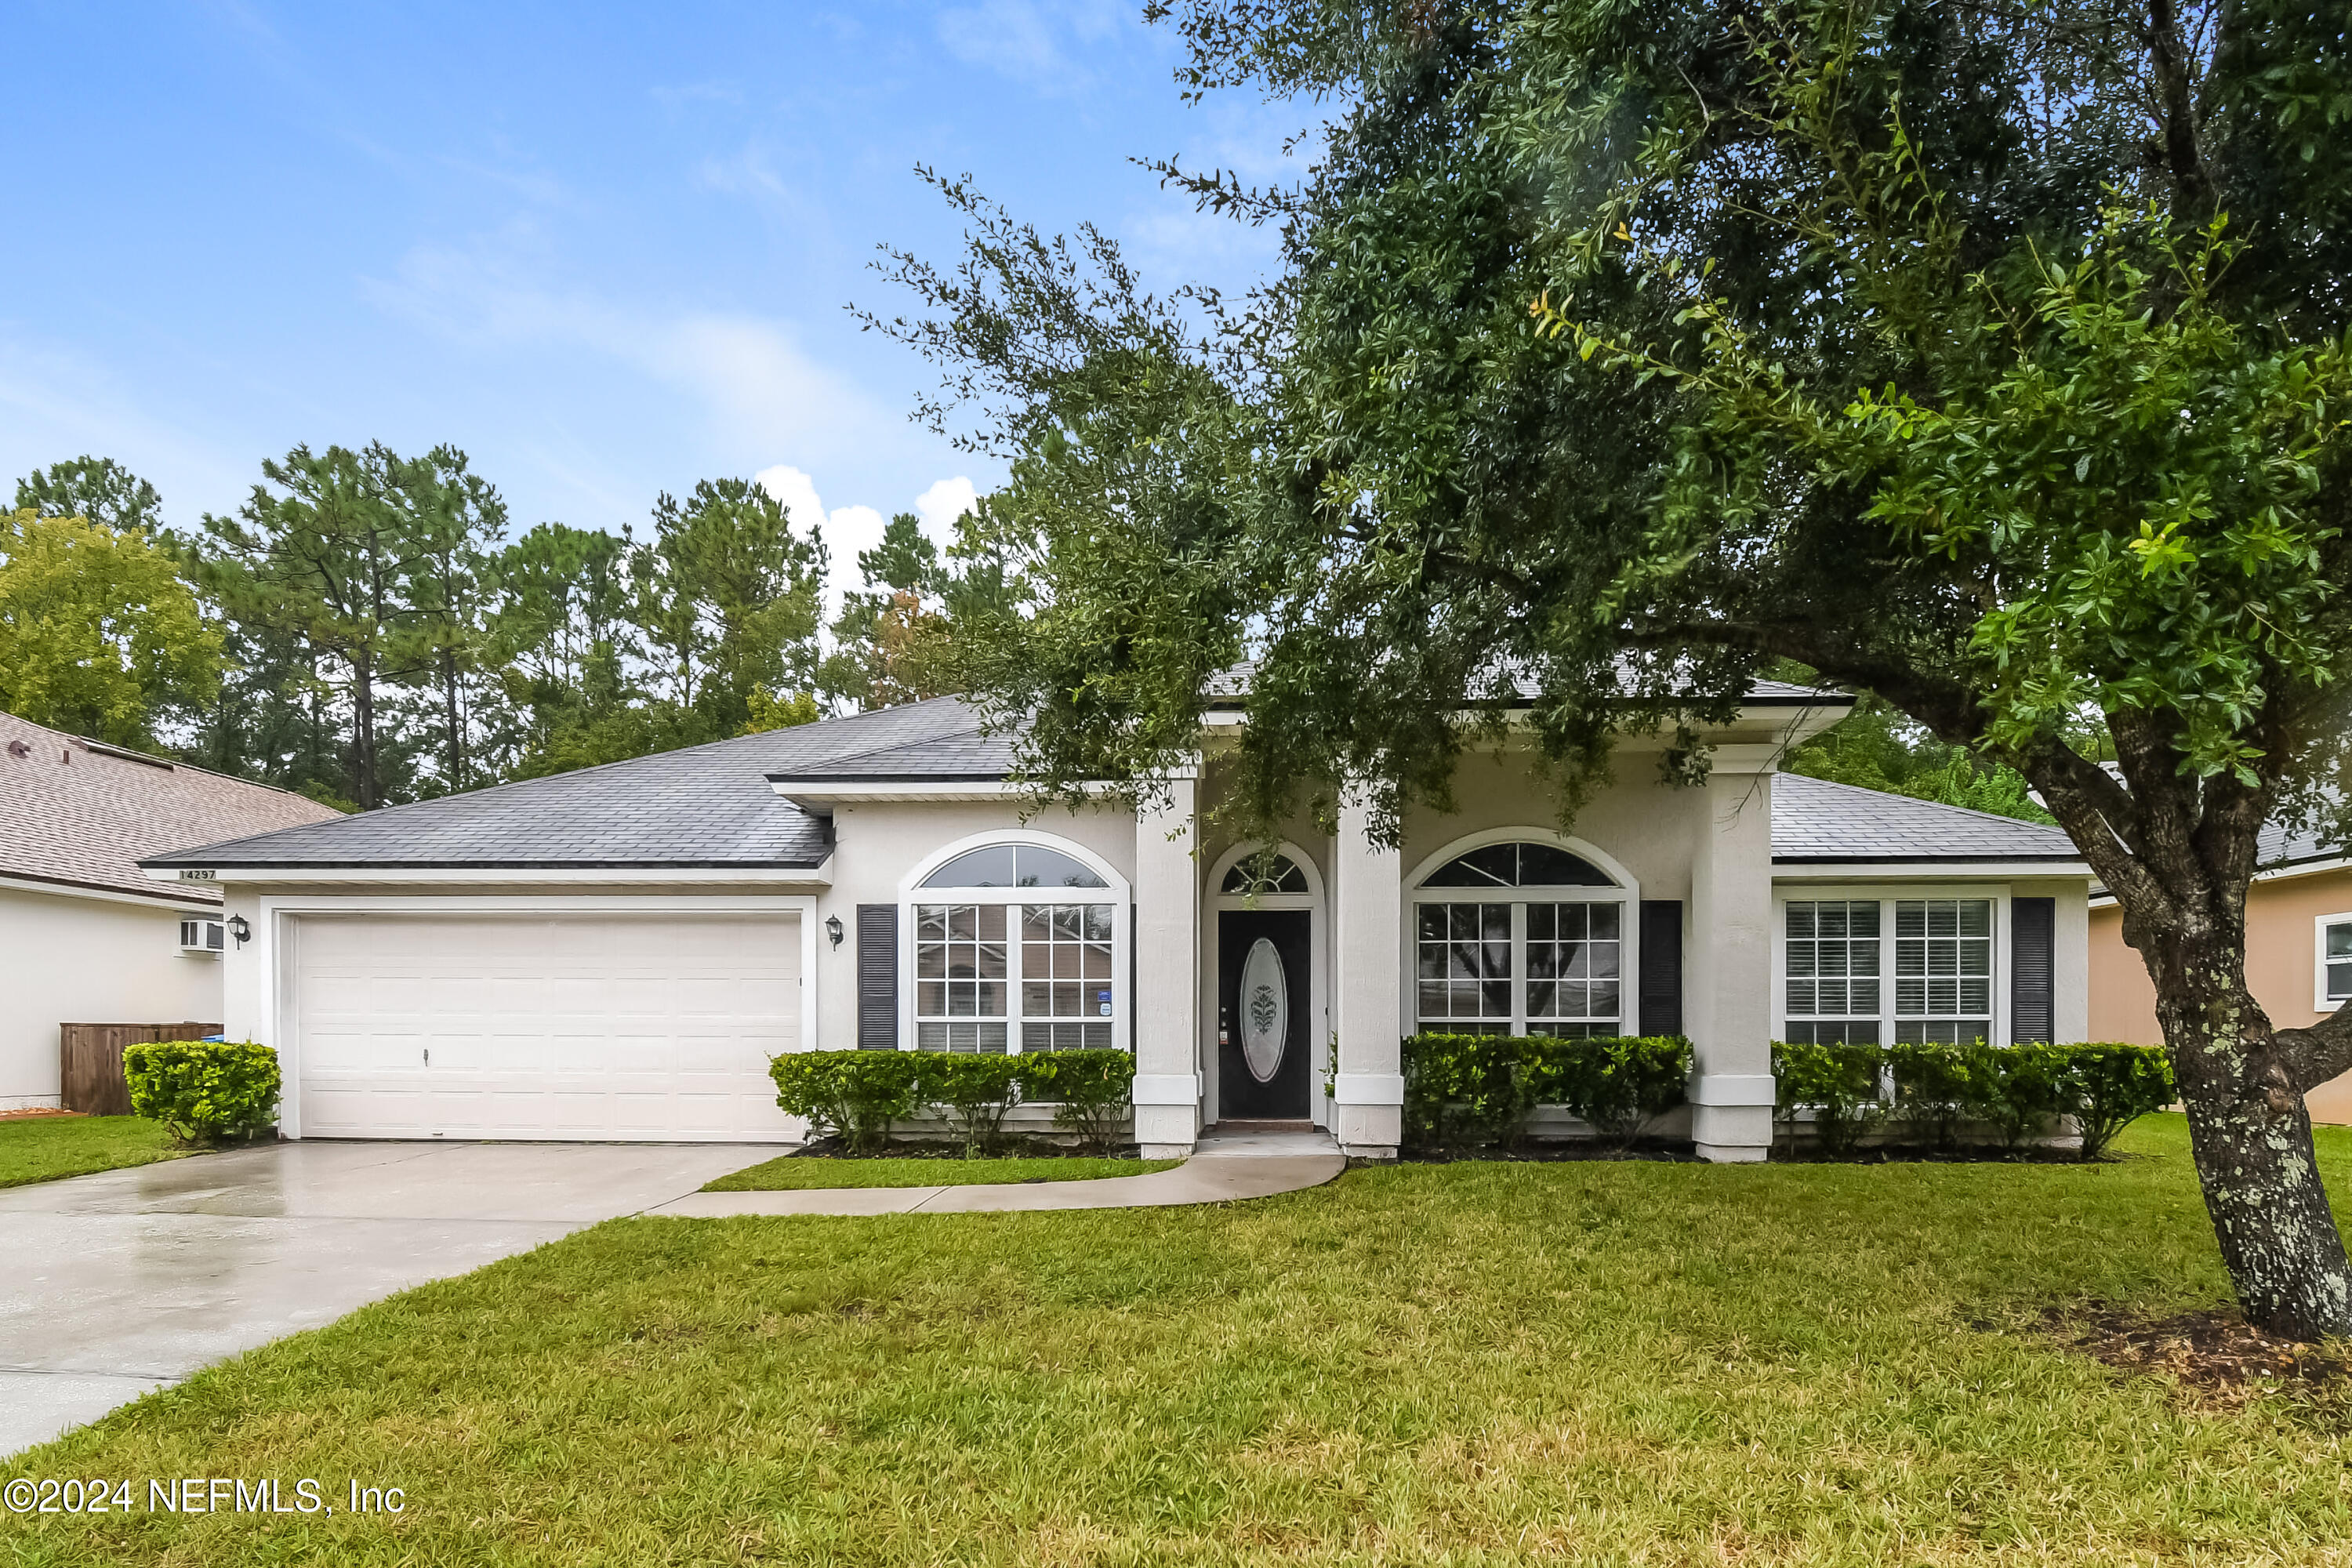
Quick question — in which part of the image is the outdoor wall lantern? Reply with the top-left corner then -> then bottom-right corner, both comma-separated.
227,915 -> 252,946
826,914 -> 844,949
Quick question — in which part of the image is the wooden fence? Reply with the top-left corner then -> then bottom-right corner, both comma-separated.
59,1022 -> 219,1116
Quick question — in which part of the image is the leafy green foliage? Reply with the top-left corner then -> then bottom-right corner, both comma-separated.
1399,1033 -> 1537,1151
122,1040 -> 281,1146
15,456 -> 163,533
878,0 -> 2352,1327
2062,1042 -> 2180,1160
1774,1040 -> 2172,1159
1531,1035 -> 1697,1150
916,1052 -> 1026,1159
770,1051 -> 921,1156
1402,1034 -> 1692,1152
0,508 -> 220,746
1017,1047 -> 1136,1155
1784,697 -> 2053,823
1770,1041 -> 1887,1158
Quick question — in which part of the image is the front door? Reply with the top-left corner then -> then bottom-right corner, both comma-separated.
1217,909 -> 1312,1120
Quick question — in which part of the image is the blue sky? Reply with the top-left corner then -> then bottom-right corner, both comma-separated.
1,2 -> 1311,612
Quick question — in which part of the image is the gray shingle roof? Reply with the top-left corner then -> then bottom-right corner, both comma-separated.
2,710 -> 340,902
145,697 -> 2077,874
1771,773 -> 2085,864
142,698 -> 993,871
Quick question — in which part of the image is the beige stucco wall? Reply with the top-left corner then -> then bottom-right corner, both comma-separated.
2092,866 -> 2352,1123
0,884 -> 225,1108
811,799 -> 1138,1051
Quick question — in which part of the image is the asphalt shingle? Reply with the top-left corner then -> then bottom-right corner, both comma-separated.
1771,773 -> 2083,863
1,711 -> 341,902
143,698 -> 992,871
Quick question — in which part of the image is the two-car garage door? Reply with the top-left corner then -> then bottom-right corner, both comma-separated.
291,911 -> 800,1142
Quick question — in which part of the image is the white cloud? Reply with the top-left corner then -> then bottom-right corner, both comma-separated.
915,475 -> 979,536
361,232 -> 891,464
757,466 -> 985,629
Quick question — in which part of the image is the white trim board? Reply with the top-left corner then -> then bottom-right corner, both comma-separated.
0,872 -> 220,912
152,864 -> 833,887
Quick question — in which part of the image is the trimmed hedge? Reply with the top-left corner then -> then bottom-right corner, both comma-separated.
122,1040 -> 281,1145
1401,1033 -> 1694,1152
1770,1039 -> 2174,1159
768,1048 -> 1135,1156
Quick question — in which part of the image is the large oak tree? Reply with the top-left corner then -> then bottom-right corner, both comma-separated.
880,1 -> 2352,1334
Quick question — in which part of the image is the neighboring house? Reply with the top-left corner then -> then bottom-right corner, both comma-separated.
140,687 -> 2093,1159
2091,820 -> 2352,1123
0,710 -> 342,1110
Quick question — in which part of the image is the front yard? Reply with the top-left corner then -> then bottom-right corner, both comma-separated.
0,1115 -> 183,1190
9,1116 -> 2351,1565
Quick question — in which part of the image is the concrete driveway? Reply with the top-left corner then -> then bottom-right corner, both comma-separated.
0,1140 -> 775,1457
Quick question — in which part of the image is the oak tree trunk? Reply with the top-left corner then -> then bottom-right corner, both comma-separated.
2147,931 -> 2352,1339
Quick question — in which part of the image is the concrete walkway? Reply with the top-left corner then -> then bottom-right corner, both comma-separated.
646,1127 -> 1347,1218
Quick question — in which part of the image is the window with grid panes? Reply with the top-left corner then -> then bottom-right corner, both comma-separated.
1894,898 -> 1993,1044
1782,900 -> 1883,1044
1020,903 -> 1116,1050
914,904 -> 1009,1052
1525,902 -> 1621,1038
1416,902 -> 1514,1034
2325,920 -> 2352,1003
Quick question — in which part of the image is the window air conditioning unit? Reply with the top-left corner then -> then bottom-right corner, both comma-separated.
180,918 -> 226,954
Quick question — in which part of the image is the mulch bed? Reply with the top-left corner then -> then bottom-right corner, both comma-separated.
2038,1302 -> 2352,1408
0,1108 -> 82,1121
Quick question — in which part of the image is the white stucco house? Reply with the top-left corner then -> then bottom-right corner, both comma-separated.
139,685 -> 2092,1160
1,710 -> 342,1110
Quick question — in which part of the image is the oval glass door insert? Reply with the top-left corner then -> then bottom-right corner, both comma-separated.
1240,938 -> 1287,1083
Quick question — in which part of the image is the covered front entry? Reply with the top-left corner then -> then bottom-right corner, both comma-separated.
289,911 -> 800,1142
1217,909 -> 1312,1119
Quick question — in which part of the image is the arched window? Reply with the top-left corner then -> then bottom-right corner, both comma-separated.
920,843 -> 1108,890
906,836 -> 1123,1054
1412,839 -> 1631,1040
1219,851 -> 1309,895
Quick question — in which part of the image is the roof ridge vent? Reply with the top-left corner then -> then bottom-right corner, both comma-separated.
78,740 -> 175,770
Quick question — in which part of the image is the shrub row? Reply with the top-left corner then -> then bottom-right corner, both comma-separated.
1770,1039 -> 2174,1159
1401,1033 -> 1695,1152
769,1048 -> 1135,1157
123,1040 -> 281,1145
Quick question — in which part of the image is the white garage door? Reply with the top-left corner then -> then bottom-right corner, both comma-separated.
292,911 -> 800,1141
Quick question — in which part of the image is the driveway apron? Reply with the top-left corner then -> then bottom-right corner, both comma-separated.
0,1141 -> 772,1457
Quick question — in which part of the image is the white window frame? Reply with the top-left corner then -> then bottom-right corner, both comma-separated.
896,829 -> 1131,1054
178,916 -> 225,955
1399,827 -> 1641,1037
2313,911 -> 2352,1013
1771,884 -> 2012,1049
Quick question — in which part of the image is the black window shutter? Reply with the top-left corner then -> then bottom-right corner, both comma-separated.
1638,901 -> 1684,1036
857,904 -> 898,1050
2011,897 -> 2056,1044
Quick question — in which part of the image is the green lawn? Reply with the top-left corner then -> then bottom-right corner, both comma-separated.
0,1115 -> 183,1189
12,1115 -> 2352,1565
704,1153 -> 1179,1190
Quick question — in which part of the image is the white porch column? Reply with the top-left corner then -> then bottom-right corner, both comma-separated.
1687,762 -> 1776,1161
1331,792 -> 1403,1158
1132,771 -> 1202,1157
